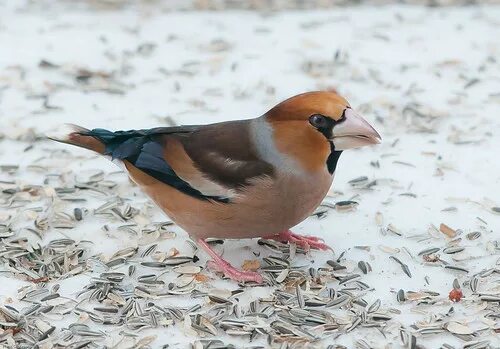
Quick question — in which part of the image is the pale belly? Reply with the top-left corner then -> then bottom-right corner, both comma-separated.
156,172 -> 334,239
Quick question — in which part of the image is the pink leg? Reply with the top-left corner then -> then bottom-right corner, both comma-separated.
263,230 -> 331,251
197,239 -> 263,284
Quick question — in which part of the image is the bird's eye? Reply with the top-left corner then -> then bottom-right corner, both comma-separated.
309,114 -> 329,128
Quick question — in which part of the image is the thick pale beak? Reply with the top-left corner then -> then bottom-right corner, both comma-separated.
331,109 -> 381,150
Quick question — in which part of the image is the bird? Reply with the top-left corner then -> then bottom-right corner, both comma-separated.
50,91 -> 381,284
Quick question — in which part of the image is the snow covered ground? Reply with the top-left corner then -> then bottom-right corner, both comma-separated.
1,1 -> 499,348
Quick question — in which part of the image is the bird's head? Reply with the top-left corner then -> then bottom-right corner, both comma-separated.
263,91 -> 381,173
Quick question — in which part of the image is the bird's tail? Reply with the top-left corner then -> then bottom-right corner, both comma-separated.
47,124 -> 106,154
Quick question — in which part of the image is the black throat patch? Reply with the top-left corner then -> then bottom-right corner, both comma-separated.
327,142 -> 342,174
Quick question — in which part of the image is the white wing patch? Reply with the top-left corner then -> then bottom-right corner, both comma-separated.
186,175 -> 237,199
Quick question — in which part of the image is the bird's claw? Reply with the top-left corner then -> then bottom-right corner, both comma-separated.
207,260 -> 263,283
266,230 -> 332,251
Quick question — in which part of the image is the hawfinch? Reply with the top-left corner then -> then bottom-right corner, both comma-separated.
51,91 -> 381,283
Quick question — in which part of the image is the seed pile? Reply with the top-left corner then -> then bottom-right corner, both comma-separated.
1,165 -> 499,347
0,173 -> 387,348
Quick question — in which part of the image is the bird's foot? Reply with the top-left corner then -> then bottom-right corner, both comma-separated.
197,239 -> 263,284
207,260 -> 263,283
264,230 -> 331,251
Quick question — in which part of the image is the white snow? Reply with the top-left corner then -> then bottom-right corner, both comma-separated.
1,1 -> 499,348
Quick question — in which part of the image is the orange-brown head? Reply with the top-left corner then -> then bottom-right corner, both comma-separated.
263,91 -> 381,174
